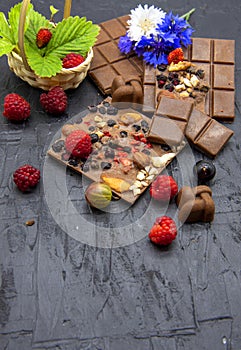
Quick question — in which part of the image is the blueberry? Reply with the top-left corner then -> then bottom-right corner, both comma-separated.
88,105 -> 97,113
142,127 -> 149,134
194,160 -> 216,183
103,101 -> 110,107
120,130 -> 128,138
165,83 -> 174,92
158,80 -> 166,89
98,106 -> 106,114
160,144 -> 171,151
75,117 -> 83,124
90,133 -> 99,143
89,126 -> 96,132
142,149 -> 150,155
104,148 -> 115,158
107,106 -> 118,115
82,163 -> 90,172
101,162 -> 112,170
157,64 -> 167,71
173,79 -> 180,86
109,141 -> 118,149
107,119 -> 117,127
52,140 -> 65,153
68,158 -> 79,167
141,120 -> 149,128
156,74 -> 167,82
122,146 -> 131,153
133,124 -> 141,132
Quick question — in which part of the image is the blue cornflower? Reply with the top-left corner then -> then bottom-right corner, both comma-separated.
118,33 -> 133,54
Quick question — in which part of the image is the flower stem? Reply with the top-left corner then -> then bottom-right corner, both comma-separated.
181,8 -> 196,22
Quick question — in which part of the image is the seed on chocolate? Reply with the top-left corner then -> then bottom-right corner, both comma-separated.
90,160 -> 99,169
88,105 -> 98,113
107,119 -> 117,127
104,148 -> 115,158
120,130 -> 128,138
196,69 -> 205,79
101,162 -> 112,170
157,64 -> 167,71
52,140 -> 65,152
98,106 -> 106,114
88,125 -> 96,132
122,146 -> 132,153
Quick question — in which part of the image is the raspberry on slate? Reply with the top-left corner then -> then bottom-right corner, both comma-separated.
65,130 -> 92,159
62,53 -> 85,68
3,93 -> 30,122
13,165 -> 40,192
40,86 -> 67,115
36,28 -> 52,48
150,175 -> 178,201
149,216 -> 177,246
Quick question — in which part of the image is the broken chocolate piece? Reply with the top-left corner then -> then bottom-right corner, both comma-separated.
186,108 -> 233,158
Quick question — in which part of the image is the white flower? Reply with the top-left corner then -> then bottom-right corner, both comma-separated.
127,4 -> 166,43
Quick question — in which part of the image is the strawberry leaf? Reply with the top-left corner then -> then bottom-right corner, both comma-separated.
25,43 -> 62,77
0,12 -> 13,42
0,38 -> 15,56
46,16 -> 100,57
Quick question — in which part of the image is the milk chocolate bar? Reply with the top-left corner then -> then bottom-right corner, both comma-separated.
88,16 -> 143,95
185,108 -> 234,157
147,97 -> 193,146
143,38 -> 235,121
183,38 -> 235,121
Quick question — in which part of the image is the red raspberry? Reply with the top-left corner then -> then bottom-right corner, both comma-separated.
149,216 -> 177,246
65,130 -> 92,159
150,175 -> 178,201
40,86 -> 67,115
3,93 -> 30,122
62,53 -> 85,68
13,165 -> 40,192
36,28 -> 52,48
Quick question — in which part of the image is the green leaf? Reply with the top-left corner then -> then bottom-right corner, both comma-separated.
0,12 -> 13,42
0,38 -> 15,56
8,3 -> 33,45
50,5 -> 59,20
25,43 -> 62,77
46,16 -> 100,57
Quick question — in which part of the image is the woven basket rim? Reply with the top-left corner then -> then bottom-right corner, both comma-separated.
8,48 -> 94,77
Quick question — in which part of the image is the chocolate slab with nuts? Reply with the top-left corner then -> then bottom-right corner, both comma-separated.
147,97 -> 194,146
47,100 -> 182,205
143,38 -> 235,121
88,16 -> 143,95
185,108 -> 234,157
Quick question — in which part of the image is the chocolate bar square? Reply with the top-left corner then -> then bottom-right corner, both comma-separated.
148,115 -> 187,146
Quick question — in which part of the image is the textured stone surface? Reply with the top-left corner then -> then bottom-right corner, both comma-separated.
0,0 -> 241,349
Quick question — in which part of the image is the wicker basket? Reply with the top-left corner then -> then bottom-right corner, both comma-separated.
7,0 -> 94,90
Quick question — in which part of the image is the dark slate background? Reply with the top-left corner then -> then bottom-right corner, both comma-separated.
0,0 -> 241,349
